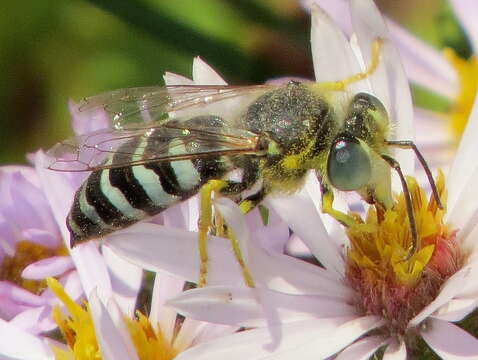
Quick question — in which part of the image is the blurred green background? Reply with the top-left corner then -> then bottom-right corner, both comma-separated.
0,0 -> 469,163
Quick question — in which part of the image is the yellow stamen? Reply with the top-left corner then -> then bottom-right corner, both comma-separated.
345,172 -> 463,334
0,241 -> 67,294
443,48 -> 478,140
47,278 -> 180,360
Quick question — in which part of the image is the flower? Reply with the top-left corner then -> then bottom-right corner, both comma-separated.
0,97 -> 144,359
303,0 -> 478,171
166,95 -> 478,357
47,272 -> 236,360
146,2 -> 478,358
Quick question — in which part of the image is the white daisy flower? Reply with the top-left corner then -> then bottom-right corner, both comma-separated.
303,0 -> 478,171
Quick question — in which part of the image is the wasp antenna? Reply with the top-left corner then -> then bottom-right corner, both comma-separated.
385,140 -> 443,209
381,154 -> 418,260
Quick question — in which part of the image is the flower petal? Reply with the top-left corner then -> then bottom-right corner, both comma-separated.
432,298 -> 477,322
266,191 -> 345,277
163,72 -> 194,86
350,0 -> 415,174
383,339 -> 407,360
192,57 -> 227,85
447,97 -> 478,225
449,0 -> 478,53
410,264 -> 473,326
102,246 -> 142,317
175,316 -> 382,360
168,286 -> 355,328
0,318 -> 53,359
421,318 -> 478,359
310,3 -> 363,94
9,306 -> 55,335
104,223 -> 242,285
89,289 -> 138,360
22,256 -> 74,280
149,273 -> 183,343
335,336 -> 388,360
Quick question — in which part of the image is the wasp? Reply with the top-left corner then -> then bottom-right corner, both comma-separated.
47,40 -> 442,287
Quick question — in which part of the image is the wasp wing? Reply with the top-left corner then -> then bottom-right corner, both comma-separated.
77,84 -> 273,129
48,84 -> 280,171
46,121 -> 262,172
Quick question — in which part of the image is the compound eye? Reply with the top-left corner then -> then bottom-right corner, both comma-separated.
327,137 -> 371,191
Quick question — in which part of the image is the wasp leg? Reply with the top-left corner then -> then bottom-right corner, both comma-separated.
381,154 -> 418,260
385,139 -> 443,209
321,184 -> 358,228
319,38 -> 383,91
198,179 -> 256,288
198,180 -> 228,288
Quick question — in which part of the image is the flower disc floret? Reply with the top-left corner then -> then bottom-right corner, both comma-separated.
346,171 -> 463,335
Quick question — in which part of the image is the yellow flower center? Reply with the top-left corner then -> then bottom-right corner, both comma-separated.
444,48 -> 478,140
0,240 -> 67,294
345,172 -> 463,334
47,278 -> 179,360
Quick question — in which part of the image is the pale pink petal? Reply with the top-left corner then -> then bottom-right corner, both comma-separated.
0,282 -> 45,307
335,336 -> 387,360
383,339 -> 407,360
266,192 -> 345,277
350,0 -> 415,175
0,318 -> 53,359
163,72 -> 194,86
173,318 -> 205,351
9,306 -> 55,335
303,0 -> 457,98
104,223 -> 242,285
42,270 -> 83,305
149,273 -> 183,343
21,228 -> 60,248
70,242 -> 113,303
34,151 -> 80,241
421,318 -> 478,359
192,57 -> 227,85
385,19 -> 457,98
447,97 -> 478,217
212,198 -> 251,266
214,194 -> 351,297
69,100 -> 110,135
102,246 -> 142,317
449,0 -> 478,53
175,316 -> 382,360
22,256 -> 74,280
89,289 -> 138,360
310,3 -> 364,95
432,298 -> 477,322
191,322 -> 236,345
410,264 -> 473,326
169,286 -> 356,328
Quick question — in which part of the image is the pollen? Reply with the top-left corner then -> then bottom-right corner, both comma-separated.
48,278 -> 179,360
345,171 -> 463,335
443,48 -> 478,140
0,240 -> 67,294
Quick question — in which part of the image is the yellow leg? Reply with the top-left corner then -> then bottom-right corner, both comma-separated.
318,38 -> 383,91
226,227 -> 255,288
198,180 -> 227,288
197,180 -> 256,288
321,191 -> 358,228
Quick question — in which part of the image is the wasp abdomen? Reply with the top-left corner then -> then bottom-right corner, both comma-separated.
67,117 -> 231,247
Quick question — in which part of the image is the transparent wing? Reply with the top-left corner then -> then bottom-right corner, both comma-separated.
78,84 -> 273,129
46,122 -> 263,172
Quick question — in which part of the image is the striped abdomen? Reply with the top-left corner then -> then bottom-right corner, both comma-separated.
67,118 -> 232,246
